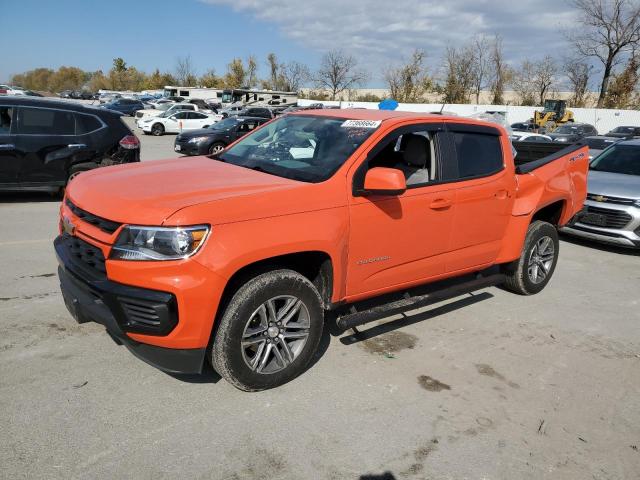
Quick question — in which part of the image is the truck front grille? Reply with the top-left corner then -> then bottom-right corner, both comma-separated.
586,193 -> 636,206
60,234 -> 107,280
66,199 -> 122,234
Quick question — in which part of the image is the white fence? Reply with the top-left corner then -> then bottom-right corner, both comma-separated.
298,99 -> 640,135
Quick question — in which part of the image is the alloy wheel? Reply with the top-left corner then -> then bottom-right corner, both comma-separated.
527,236 -> 555,284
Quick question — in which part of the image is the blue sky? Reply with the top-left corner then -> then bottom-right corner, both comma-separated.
1,0 -> 580,85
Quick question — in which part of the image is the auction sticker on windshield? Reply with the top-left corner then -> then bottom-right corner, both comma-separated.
341,120 -> 381,128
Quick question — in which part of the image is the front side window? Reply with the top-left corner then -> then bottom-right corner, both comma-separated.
218,115 -> 376,183
452,132 -> 503,178
17,107 -> 75,135
366,128 -> 438,187
0,107 -> 14,134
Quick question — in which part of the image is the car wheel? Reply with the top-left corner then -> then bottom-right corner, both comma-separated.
211,269 -> 324,391
151,123 -> 164,136
208,142 -> 225,155
502,221 -> 559,295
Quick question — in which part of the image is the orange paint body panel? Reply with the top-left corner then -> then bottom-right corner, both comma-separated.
57,109 -> 589,359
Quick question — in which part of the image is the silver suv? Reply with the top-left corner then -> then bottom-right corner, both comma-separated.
562,139 -> 640,248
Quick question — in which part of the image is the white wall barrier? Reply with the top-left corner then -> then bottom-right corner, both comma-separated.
298,99 -> 640,135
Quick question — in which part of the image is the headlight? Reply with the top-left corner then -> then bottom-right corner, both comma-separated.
188,136 -> 210,143
110,225 -> 209,261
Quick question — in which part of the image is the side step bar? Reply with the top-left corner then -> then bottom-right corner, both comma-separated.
336,273 -> 505,331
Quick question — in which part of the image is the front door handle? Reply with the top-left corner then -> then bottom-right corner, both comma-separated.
0,143 -> 15,150
430,198 -> 452,209
68,143 -> 87,149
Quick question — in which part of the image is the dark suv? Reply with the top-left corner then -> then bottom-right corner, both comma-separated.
174,116 -> 269,156
0,97 -> 140,193
100,98 -> 145,116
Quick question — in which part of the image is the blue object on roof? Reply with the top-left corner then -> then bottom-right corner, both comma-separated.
378,98 -> 399,110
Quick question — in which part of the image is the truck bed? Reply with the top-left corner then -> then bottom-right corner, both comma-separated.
512,142 -> 585,174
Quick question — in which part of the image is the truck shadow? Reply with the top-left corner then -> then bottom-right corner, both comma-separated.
332,291 -> 493,346
559,233 -> 640,256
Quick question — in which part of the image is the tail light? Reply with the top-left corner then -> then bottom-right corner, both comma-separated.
119,135 -> 140,150
0,89 -> 7,95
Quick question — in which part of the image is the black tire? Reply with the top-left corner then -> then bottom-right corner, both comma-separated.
211,269 -> 324,391
208,142 -> 225,155
502,221 -> 559,295
151,123 -> 164,136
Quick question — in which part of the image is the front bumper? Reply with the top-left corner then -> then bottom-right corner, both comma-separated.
174,137 -> 208,155
561,200 -> 640,248
55,235 -> 207,374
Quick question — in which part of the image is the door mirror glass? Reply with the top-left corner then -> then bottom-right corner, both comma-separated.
363,167 -> 406,195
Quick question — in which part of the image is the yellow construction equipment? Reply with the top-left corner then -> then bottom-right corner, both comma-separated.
533,100 -> 574,132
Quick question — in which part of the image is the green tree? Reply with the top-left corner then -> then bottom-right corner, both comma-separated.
199,69 -> 224,88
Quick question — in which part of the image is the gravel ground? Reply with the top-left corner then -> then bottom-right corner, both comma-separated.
0,127 -> 639,479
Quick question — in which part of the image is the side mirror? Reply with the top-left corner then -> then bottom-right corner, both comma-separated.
362,167 -> 406,196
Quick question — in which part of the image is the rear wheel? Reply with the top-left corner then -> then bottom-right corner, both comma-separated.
151,123 -> 164,136
211,270 -> 324,391
502,221 -> 559,295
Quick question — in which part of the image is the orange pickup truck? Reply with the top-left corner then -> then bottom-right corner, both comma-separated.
55,109 -> 588,390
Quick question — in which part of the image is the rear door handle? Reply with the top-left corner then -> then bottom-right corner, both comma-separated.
430,198 -> 452,209
68,143 -> 87,149
0,143 -> 15,150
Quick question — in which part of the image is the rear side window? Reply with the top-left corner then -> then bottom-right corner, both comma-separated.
75,113 -> 102,134
17,107 -> 75,135
452,132 -> 503,178
0,107 -> 14,134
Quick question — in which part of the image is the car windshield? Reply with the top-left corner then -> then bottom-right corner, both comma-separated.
590,144 -> 640,176
555,125 -> 579,134
585,137 -> 615,149
611,127 -> 633,133
217,115 -> 378,183
208,118 -> 240,131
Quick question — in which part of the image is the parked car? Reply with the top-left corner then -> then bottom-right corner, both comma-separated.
228,106 -> 274,119
98,92 -> 121,104
139,110 -> 219,136
134,102 -> 215,124
582,135 -> 620,160
55,109 -> 588,390
562,139 -> 640,248
100,98 -> 145,116
510,122 -> 536,132
604,126 -> 640,139
510,132 -> 552,143
548,123 -> 598,143
174,116 -> 269,155
0,97 -> 140,193
0,85 -> 27,96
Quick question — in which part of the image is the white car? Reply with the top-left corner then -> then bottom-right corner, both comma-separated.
140,111 -> 220,136
0,85 -> 26,95
134,102 -> 210,123
510,132 -> 552,143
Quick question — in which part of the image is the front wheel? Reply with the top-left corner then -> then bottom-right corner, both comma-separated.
502,221 -> 559,295
151,123 -> 164,136
211,270 -> 324,391
208,142 -> 225,155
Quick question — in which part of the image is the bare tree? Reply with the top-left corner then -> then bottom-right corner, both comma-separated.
383,49 -> 433,103
470,35 -> 491,104
604,49 -> 640,107
246,55 -> 258,88
280,61 -> 310,92
489,35 -> 510,104
315,50 -> 367,100
565,57 -> 592,106
512,60 -> 538,105
175,55 -> 197,86
570,0 -> 640,107
441,45 -> 476,104
266,53 -> 280,90
532,55 -> 557,104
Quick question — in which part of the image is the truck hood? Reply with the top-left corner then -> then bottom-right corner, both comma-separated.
587,169 -> 640,200
66,157 -> 301,225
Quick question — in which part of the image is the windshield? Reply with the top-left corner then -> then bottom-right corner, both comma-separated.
611,126 -> 633,133
554,125 -> 579,134
208,118 -> 239,131
585,137 -> 615,149
590,144 -> 640,176
218,115 -> 378,183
